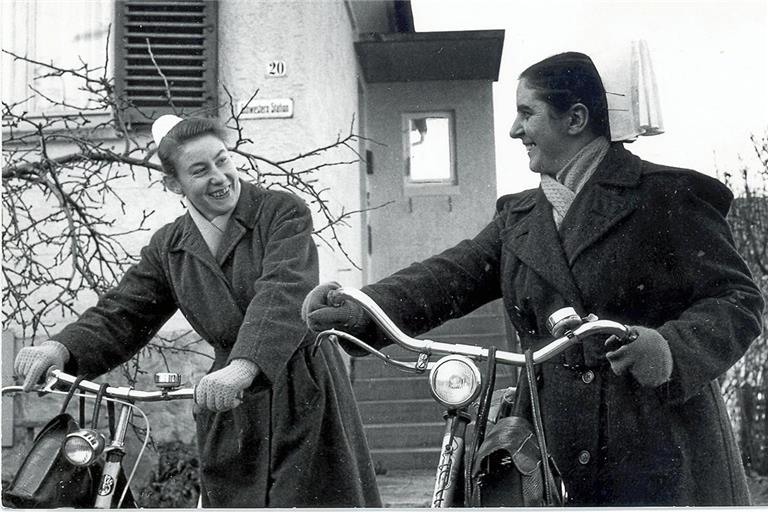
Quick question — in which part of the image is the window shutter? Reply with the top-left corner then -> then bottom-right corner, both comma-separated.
114,0 -> 218,124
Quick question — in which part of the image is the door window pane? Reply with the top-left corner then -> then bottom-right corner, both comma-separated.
404,112 -> 456,185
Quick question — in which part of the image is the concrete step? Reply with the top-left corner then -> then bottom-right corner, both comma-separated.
364,421 -> 446,449
358,399 -> 445,424
426,314 -> 507,336
354,376 -> 432,401
370,447 -> 443,471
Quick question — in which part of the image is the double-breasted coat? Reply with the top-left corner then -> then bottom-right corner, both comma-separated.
55,181 -> 381,507
359,144 -> 764,506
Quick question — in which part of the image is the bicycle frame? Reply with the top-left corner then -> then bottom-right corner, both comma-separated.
2,370 -> 194,508
314,287 -> 632,508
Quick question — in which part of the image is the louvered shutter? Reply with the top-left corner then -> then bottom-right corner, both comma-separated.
114,0 -> 218,124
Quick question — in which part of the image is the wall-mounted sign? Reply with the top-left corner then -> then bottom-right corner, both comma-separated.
239,98 -> 294,119
266,60 -> 287,77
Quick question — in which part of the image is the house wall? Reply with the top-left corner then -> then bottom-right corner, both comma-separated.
218,0 -> 366,287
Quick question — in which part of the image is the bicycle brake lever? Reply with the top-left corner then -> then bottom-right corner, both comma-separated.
40,369 -> 62,393
312,332 -> 333,356
604,327 -> 639,352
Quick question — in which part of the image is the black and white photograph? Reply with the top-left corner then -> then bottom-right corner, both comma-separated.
2,0 -> 767,508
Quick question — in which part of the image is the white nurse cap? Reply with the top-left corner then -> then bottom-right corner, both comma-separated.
151,114 -> 184,146
591,40 -> 665,142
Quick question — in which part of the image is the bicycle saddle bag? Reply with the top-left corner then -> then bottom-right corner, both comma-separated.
3,412 -> 97,508
469,415 -> 564,507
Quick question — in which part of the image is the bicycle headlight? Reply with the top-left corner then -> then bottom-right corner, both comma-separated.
429,355 -> 482,409
63,429 -> 105,466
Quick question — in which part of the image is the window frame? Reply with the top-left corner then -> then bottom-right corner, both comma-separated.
401,110 -> 460,196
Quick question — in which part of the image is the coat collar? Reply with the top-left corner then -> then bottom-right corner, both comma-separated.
506,188 -> 585,308
169,179 -> 264,269
590,143 -> 642,187
559,143 -> 642,264
505,144 -> 643,309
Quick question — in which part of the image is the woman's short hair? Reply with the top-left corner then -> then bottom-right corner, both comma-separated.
519,52 -> 610,139
156,117 -> 230,176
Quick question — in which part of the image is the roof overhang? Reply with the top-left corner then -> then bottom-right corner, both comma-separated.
355,30 -> 505,83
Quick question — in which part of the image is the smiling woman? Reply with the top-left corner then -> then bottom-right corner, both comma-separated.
12,115 -> 383,507
157,119 -> 242,221
302,50 -> 764,507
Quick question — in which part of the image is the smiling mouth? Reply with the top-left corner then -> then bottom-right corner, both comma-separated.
209,187 -> 230,199
524,143 -> 535,153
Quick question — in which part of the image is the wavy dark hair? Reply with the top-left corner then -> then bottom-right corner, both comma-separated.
156,117 -> 230,176
520,52 -> 610,139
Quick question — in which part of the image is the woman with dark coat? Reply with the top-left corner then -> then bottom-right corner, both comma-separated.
14,116 -> 382,508
303,52 -> 764,506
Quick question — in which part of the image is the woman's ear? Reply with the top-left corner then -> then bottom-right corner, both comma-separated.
163,175 -> 183,195
566,103 -> 590,135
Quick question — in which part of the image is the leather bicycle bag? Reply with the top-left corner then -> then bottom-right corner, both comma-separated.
3,377 -> 98,508
469,349 -> 564,507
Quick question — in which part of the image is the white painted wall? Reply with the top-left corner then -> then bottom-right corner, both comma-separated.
217,0 -> 366,287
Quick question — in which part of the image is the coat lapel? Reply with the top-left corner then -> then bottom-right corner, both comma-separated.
217,180 -> 261,265
559,144 -> 642,265
171,215 -> 231,282
216,220 -> 247,265
507,188 -> 584,307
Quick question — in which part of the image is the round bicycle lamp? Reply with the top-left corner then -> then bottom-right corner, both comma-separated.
63,429 -> 105,466
429,355 -> 482,409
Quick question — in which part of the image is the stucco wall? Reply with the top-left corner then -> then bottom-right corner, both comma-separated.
218,0 -> 365,287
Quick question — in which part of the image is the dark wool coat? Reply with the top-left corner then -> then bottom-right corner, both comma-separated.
55,181 -> 381,508
360,144 -> 764,506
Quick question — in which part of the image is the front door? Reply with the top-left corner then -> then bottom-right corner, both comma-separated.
354,78 -> 516,471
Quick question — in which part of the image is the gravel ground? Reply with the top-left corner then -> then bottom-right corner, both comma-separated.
377,470 -> 768,508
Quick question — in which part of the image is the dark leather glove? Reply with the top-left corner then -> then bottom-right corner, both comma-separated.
195,358 -> 259,412
301,281 -> 370,334
605,326 -> 673,388
14,340 -> 70,391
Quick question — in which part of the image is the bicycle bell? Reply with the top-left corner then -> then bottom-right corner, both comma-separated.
429,355 -> 482,409
546,307 -> 583,338
154,372 -> 182,389
63,428 -> 105,466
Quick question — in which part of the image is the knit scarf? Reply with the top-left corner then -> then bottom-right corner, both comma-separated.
540,136 -> 610,229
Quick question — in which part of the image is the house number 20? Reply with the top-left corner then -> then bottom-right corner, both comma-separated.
267,61 -> 287,77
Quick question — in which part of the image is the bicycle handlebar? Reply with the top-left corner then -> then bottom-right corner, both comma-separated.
319,288 -> 632,367
1,369 -> 195,401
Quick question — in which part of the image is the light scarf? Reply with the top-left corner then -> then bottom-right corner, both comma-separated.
187,201 -> 234,257
540,136 -> 610,229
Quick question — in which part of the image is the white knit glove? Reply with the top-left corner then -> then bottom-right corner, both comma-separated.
605,326 -> 673,388
195,359 -> 259,412
14,340 -> 70,392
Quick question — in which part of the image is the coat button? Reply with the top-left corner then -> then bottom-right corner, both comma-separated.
581,370 -> 595,384
578,450 -> 591,465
